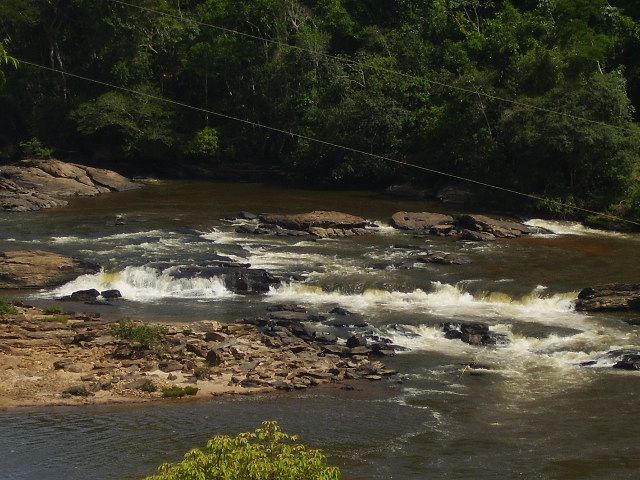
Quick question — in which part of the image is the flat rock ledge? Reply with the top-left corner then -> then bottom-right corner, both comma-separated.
390,212 -> 532,241
0,250 -> 100,289
235,211 -> 373,238
0,304 -> 397,408
575,284 -> 640,312
0,159 -> 139,212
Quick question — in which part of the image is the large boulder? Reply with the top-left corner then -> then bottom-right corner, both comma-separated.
0,159 -> 139,211
456,214 -> 531,238
0,250 -> 100,289
258,211 -> 370,238
575,284 -> 640,312
260,211 -> 367,230
441,322 -> 509,346
390,212 -> 454,231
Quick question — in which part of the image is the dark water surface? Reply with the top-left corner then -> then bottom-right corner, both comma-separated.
1,181 -> 639,480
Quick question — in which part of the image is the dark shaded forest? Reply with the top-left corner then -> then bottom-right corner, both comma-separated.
1,0 -> 639,220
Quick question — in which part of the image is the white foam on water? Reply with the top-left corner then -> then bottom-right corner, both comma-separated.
268,281 -> 581,327
43,266 -> 234,302
525,219 -> 630,238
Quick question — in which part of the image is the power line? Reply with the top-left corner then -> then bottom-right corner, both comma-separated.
16,58 -> 640,227
107,0 -> 637,135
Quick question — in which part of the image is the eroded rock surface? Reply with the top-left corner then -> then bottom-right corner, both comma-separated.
251,211 -> 372,238
390,212 -> 454,232
0,159 -> 139,211
0,250 -> 100,289
575,284 -> 640,312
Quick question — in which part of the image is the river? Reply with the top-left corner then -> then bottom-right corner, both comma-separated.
1,180 -> 639,479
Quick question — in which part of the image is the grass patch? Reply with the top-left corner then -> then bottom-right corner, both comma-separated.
0,298 -> 17,316
111,319 -> 168,348
161,385 -> 199,398
44,314 -> 68,324
44,305 -> 64,315
145,421 -> 341,480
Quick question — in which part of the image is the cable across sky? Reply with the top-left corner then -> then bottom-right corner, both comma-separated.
15,58 -> 640,227
107,0 -> 638,136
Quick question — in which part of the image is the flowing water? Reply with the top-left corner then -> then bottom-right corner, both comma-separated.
1,181 -> 639,480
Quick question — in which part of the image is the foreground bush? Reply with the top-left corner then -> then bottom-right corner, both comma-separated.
111,319 -> 167,348
145,421 -> 341,480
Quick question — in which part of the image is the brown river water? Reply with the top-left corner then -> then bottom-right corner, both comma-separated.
0,180 -> 639,480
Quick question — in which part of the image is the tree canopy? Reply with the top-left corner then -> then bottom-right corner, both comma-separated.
1,0 -> 639,221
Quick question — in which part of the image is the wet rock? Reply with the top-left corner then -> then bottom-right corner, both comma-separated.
227,211 -> 258,220
329,306 -> 353,316
441,322 -> 509,346
417,253 -> 471,265
346,335 -> 367,348
268,310 -> 310,323
326,317 -> 368,328
61,289 -> 100,302
625,319 -> 640,326
460,229 -> 496,242
575,284 -> 640,312
613,354 -> 640,370
0,250 -> 100,289
267,304 -> 307,313
311,331 -> 338,344
456,214 -> 531,238
390,212 -> 454,232
0,159 -> 139,212
101,289 -> 122,300
223,268 -> 280,294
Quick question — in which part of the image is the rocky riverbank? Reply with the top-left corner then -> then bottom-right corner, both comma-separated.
0,303 -> 398,408
0,159 -> 139,211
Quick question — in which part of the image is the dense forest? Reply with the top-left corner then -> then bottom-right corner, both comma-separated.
0,0 -> 639,221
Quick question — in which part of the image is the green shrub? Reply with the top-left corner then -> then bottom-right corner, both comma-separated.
44,305 -> 64,315
0,298 -> 17,315
45,314 -> 68,324
19,137 -> 54,159
139,379 -> 158,393
145,421 -> 341,480
161,385 -> 199,398
111,319 -> 168,348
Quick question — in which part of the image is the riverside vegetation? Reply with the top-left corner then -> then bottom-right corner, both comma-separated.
144,421 -> 341,480
0,0 -> 639,224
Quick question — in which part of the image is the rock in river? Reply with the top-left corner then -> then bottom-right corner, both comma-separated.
0,159 -> 139,212
258,211 -> 371,238
390,212 -> 454,232
441,322 -> 509,346
575,284 -> 640,312
0,250 -> 100,289
456,214 -> 531,239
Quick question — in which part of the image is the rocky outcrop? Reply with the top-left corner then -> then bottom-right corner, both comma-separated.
0,304 -> 399,406
390,212 -> 454,232
255,211 -> 371,238
575,284 -> 640,312
0,250 -> 100,289
384,184 -> 430,200
389,211 -> 532,241
0,159 -> 139,211
441,322 -> 509,346
457,214 -> 531,239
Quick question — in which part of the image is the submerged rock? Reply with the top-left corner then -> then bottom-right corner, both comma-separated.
575,284 -> 640,312
0,159 -> 139,211
441,322 -> 509,346
0,250 -> 100,289
417,253 -> 472,265
61,289 -> 100,302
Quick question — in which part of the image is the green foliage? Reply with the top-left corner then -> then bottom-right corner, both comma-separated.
111,319 -> 168,348
161,385 -> 199,398
19,137 -> 54,159
0,298 -> 18,316
1,0 -> 640,221
43,305 -> 64,315
0,38 -> 17,88
186,127 -> 219,159
145,421 -> 341,480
